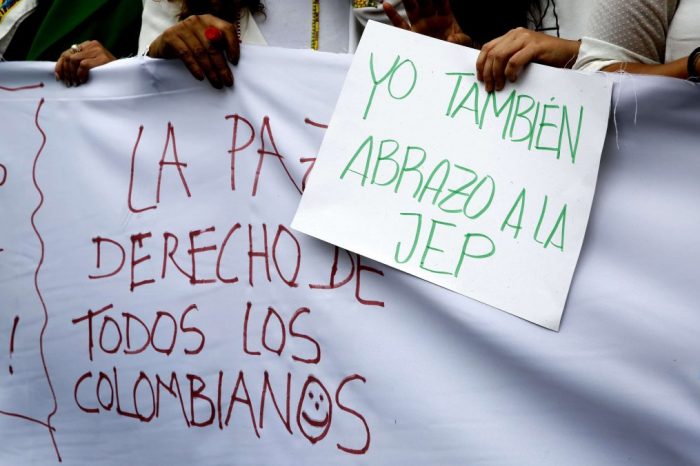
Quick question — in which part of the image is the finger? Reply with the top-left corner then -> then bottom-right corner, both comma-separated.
55,54 -> 67,81
74,50 -> 113,84
61,53 -> 73,85
167,33 -> 206,81
504,47 -> 537,83
208,16 -> 240,65
490,48 -> 510,91
68,57 -> 81,86
65,51 -> 86,85
65,42 -> 98,85
68,51 -> 91,86
177,26 -> 222,88
403,0 -> 420,25
383,3 -> 410,30
75,57 -> 106,84
224,25 -> 240,66
56,49 -> 74,84
195,26 -> 233,87
481,50 -> 495,92
488,38 -> 520,91
476,41 -> 495,82
208,49 -> 233,87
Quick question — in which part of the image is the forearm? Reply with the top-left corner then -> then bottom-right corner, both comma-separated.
601,57 -> 690,78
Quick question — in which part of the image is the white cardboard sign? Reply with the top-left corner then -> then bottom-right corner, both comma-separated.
293,22 -> 612,330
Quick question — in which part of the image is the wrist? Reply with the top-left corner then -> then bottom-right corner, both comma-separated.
549,38 -> 580,68
564,39 -> 581,68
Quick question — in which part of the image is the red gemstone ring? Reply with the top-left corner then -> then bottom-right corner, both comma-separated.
205,26 -> 224,46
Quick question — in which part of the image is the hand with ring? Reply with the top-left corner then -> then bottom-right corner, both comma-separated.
55,40 -> 117,86
147,14 -> 240,89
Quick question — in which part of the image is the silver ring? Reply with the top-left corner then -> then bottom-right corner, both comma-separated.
70,44 -> 82,54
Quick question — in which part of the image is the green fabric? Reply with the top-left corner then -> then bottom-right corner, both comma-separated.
5,0 -> 142,61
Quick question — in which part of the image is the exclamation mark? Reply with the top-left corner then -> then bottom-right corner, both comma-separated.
9,315 -> 19,375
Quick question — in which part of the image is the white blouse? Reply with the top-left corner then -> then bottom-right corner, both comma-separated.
574,0 -> 700,71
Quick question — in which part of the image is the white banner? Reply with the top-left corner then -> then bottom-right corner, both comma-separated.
1,48 -> 699,465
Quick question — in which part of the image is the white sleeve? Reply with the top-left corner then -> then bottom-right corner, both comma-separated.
573,0 -> 677,71
138,0 -> 181,56
575,37 -> 658,72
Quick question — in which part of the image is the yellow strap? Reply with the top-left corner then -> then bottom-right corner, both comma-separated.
311,0 -> 320,50
312,0 -> 378,50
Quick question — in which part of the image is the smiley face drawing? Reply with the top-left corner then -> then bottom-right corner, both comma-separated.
296,376 -> 333,444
